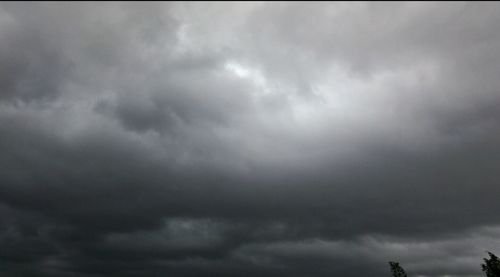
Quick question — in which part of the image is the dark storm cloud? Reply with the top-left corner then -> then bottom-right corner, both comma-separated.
1,2 -> 500,277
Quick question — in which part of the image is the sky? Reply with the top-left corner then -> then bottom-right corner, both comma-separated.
1,2 -> 500,277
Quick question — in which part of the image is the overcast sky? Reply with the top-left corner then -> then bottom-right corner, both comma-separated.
1,2 -> 500,277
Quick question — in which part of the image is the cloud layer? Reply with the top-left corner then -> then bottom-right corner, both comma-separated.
1,2 -> 500,276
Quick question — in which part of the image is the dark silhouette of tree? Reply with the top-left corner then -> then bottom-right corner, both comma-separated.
389,261 -> 407,277
482,252 -> 500,277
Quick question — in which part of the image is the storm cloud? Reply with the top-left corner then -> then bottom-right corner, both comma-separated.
1,2 -> 500,277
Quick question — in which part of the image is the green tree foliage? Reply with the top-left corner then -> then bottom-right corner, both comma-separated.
482,252 -> 500,277
389,261 -> 407,277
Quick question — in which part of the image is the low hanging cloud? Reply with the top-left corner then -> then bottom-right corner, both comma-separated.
1,2 -> 500,277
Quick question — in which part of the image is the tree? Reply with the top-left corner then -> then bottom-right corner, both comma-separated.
482,252 -> 500,277
389,261 -> 408,277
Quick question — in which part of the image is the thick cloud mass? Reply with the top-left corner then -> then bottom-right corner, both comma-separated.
1,2 -> 500,277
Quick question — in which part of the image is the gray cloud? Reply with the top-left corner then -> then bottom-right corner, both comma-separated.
1,2 -> 500,277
